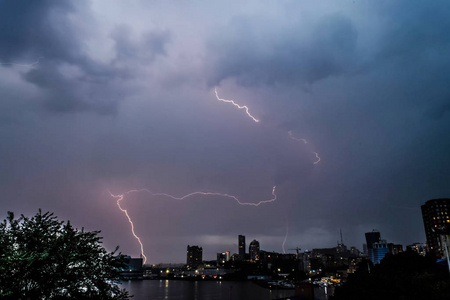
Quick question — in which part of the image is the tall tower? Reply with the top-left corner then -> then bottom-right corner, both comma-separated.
238,235 -> 246,260
365,230 -> 381,264
421,198 -> 450,258
187,245 -> 202,269
249,239 -> 260,261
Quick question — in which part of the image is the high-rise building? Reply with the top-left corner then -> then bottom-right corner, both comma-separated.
238,235 -> 246,260
249,239 -> 260,261
301,250 -> 312,273
365,230 -> 381,264
421,198 -> 450,258
187,245 -> 202,269
372,240 -> 389,264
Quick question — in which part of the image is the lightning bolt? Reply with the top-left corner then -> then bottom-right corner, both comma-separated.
313,152 -> 321,165
282,220 -> 289,254
110,186 -> 277,263
288,130 -> 308,144
108,191 -> 147,264
111,89 -> 322,263
214,88 -> 260,123
288,130 -> 321,165
214,89 -> 321,165
0,57 -> 43,67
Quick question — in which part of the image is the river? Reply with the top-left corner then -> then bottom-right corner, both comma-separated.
121,280 -> 331,300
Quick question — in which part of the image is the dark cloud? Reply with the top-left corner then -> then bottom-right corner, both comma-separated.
208,13 -> 358,86
2,0 -> 450,262
0,0 -> 85,62
23,63 -> 117,114
429,100 -> 450,119
0,0 -> 170,115
111,25 -> 170,64
376,1 -> 450,61
0,0 -> 115,114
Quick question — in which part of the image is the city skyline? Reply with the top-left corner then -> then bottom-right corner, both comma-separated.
1,1 -> 450,263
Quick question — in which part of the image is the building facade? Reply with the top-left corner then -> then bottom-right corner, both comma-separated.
249,239 -> 260,261
388,243 -> 403,255
238,235 -> 246,260
372,240 -> 389,264
187,245 -> 202,269
217,251 -> 230,267
365,230 -> 381,264
407,243 -> 427,256
421,198 -> 450,258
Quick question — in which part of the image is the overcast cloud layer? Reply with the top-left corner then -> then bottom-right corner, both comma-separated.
1,0 -> 450,263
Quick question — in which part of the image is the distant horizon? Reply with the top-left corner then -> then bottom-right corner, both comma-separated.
117,231 -> 423,265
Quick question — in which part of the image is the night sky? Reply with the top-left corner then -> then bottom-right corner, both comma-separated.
1,0 -> 450,263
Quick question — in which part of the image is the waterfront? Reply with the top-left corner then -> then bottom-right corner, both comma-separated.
121,280 -> 331,300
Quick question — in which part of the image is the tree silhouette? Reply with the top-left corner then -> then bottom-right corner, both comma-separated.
333,251 -> 450,300
0,210 -> 131,299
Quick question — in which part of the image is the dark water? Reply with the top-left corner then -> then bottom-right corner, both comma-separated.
121,280 -> 330,300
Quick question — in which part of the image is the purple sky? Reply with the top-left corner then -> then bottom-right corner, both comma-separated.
1,0 -> 450,263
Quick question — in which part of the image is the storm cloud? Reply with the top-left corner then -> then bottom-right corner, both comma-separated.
1,0 -> 450,263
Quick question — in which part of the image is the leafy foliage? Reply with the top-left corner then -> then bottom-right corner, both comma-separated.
0,210 -> 131,299
333,251 -> 450,300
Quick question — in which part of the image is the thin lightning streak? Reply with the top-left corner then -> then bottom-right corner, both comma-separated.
213,90 -> 322,164
288,131 -> 308,144
288,130 -> 322,165
149,185 -> 277,206
313,152 -> 321,165
214,88 -> 260,123
282,220 -> 289,254
108,191 -> 148,264
213,90 -> 322,165
0,57 -> 43,67
110,186 -> 277,264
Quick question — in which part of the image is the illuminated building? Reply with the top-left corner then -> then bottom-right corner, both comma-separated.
217,252 -> 230,267
388,243 -> 403,255
301,250 -> 312,273
407,243 -> 427,256
365,230 -> 381,264
187,245 -> 202,269
238,235 -> 246,260
350,246 -> 360,256
372,240 -> 389,264
249,239 -> 260,261
421,198 -> 450,258
230,253 -> 239,261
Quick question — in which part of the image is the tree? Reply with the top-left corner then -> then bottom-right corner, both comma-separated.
333,251 -> 450,300
0,210 -> 131,299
